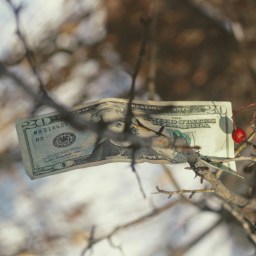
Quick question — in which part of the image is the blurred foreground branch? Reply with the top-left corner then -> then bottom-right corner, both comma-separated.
6,0 -> 48,96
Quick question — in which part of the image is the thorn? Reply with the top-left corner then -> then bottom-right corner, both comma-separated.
156,126 -> 164,135
189,192 -> 195,199
136,118 -> 143,126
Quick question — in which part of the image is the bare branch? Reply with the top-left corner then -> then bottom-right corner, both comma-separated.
147,0 -> 158,100
124,14 -> 150,132
210,156 -> 256,164
131,152 -> 146,199
170,217 -> 223,256
80,225 -> 96,256
194,168 -> 248,207
222,202 -> 256,246
0,62 -> 180,153
5,0 -> 48,96
107,237 -> 126,256
154,186 -> 214,198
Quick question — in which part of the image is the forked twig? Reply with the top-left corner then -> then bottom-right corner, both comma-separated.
80,225 -> 96,256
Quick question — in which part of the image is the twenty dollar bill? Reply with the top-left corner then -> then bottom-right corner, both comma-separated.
16,98 -> 234,179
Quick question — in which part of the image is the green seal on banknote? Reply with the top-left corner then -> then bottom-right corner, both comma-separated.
167,129 -> 191,145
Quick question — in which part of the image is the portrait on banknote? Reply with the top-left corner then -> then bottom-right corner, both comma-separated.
87,101 -> 172,162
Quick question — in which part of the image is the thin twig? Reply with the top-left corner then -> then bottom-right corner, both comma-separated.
121,9 -> 151,198
131,150 -> 146,199
161,164 -> 196,202
80,225 -> 96,256
108,237 -> 126,256
147,0 -> 158,100
210,156 -> 256,164
155,186 -> 214,198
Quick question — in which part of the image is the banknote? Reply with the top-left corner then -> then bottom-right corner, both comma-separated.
16,98 -> 235,179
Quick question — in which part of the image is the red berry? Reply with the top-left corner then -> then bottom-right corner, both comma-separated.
232,128 -> 246,143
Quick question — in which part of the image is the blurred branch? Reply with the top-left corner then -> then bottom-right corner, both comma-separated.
222,202 -> 256,245
179,0 -> 243,41
0,61 -> 89,130
4,47 -> 73,66
124,15 -> 150,131
170,217 -> 223,256
81,225 -> 96,256
130,158 -> 146,198
0,62 -> 178,151
5,0 -> 48,96
81,199 -> 182,256
0,147 -> 21,170
211,156 -> 256,164
147,0 -> 158,100
123,9 -> 151,198
107,237 -> 126,256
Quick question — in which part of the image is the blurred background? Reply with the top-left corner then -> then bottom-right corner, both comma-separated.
0,0 -> 256,255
